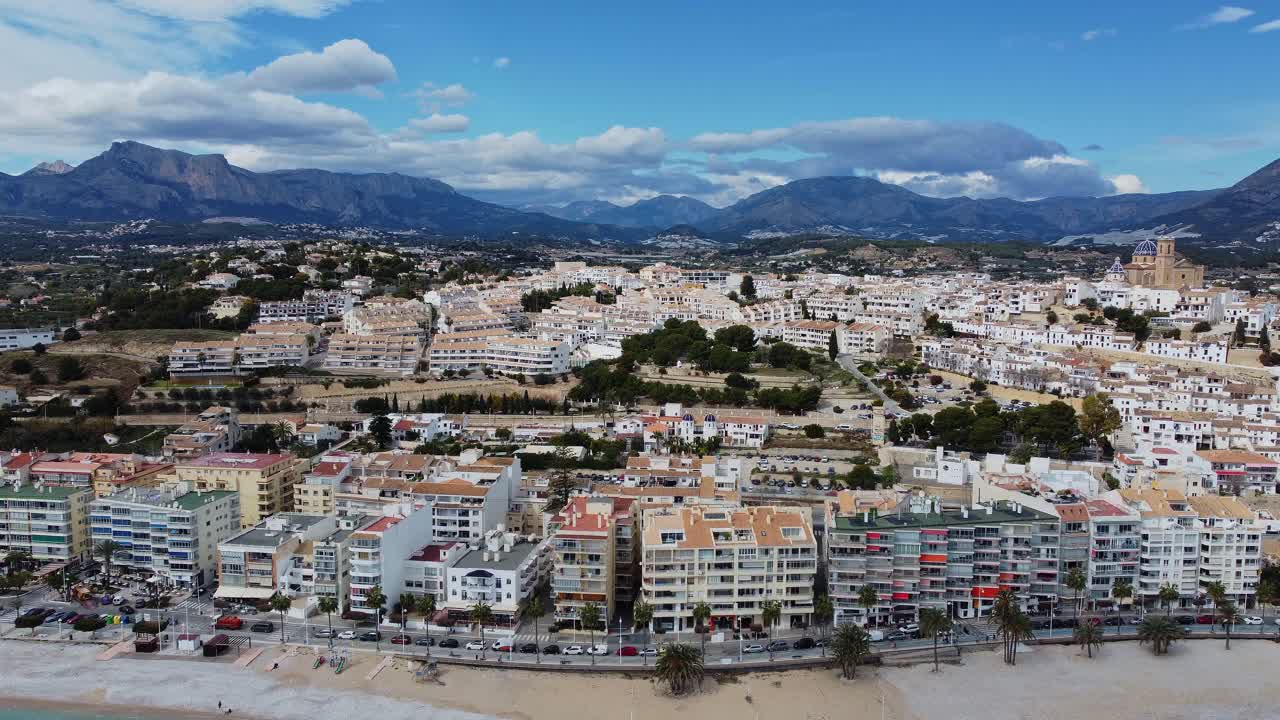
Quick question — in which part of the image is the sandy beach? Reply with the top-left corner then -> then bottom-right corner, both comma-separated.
3,638 -> 1280,720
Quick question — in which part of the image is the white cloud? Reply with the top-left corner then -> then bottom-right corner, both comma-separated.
1179,5 -> 1254,29
1108,174 -> 1147,194
115,0 -> 355,21
236,39 -> 395,96
410,82 -> 474,113
573,126 -> 666,162
492,56 -> 511,69
1081,28 -> 1117,41
1250,18 -> 1280,32
408,113 -> 470,134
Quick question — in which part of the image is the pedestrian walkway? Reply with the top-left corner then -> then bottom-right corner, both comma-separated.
96,640 -> 132,661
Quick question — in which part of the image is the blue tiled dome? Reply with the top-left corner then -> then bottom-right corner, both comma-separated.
1133,239 -> 1158,256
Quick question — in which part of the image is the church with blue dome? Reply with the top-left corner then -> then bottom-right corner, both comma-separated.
1114,236 -> 1204,290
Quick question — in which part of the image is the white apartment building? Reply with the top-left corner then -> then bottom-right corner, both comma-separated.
427,337 -> 570,377
347,510 -> 436,614
1145,339 -> 1229,365
89,487 -> 240,588
1187,495 -> 1261,606
322,334 -> 421,376
0,482 -> 91,563
640,505 -> 817,633
837,322 -> 891,357
443,529 -> 551,628
781,319 -> 840,350
234,333 -> 311,372
804,294 -> 862,322
0,328 -> 56,351
257,290 -> 355,323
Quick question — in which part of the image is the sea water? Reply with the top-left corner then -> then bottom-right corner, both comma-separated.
0,710 -> 205,720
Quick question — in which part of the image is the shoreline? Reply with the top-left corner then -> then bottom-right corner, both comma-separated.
4,635 -> 1280,719
0,696 -> 264,720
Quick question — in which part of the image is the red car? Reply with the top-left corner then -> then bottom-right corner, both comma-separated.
616,645 -> 638,656
390,635 -> 413,645
214,615 -> 243,630
1196,615 -> 1215,624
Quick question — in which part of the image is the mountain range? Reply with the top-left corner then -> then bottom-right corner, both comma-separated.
1,141 -> 1277,247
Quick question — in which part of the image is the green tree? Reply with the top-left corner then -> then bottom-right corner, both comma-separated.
1078,393 -> 1122,455
812,595 -> 834,655
270,593 -> 292,644
1191,321 -> 1212,334
1065,566 -> 1087,620
93,540 -> 123,591
1158,583 -> 1180,617
857,585 -> 879,626
761,599 -> 782,659
1110,578 -> 1133,633
655,642 -> 704,695
56,357 -> 85,382
713,325 -> 757,354
399,592 -> 416,635
365,585 -> 387,652
739,274 -> 756,299
318,596 -> 338,639
1233,318 -> 1248,347
632,599 -> 654,666
919,607 -> 952,672
543,447 -> 577,513
1217,600 -> 1241,650
471,600 -> 493,659
368,415 -> 393,449
804,423 -> 825,439
691,600 -> 712,659
526,595 -> 544,664
1074,620 -> 1103,659
1137,615 -> 1184,656
828,330 -> 839,360
579,601 -> 601,665
830,623 -> 871,679
1262,326 -> 1272,353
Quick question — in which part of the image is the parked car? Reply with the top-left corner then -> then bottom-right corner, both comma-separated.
616,645 -> 638,656
112,595 -> 127,605
742,643 -> 765,654
766,640 -> 790,652
492,641 -> 514,653
390,635 -> 413,645
415,636 -> 435,647
638,647 -> 658,656
886,631 -> 910,642
313,628 -> 336,638
465,640 -> 486,651
250,621 -> 275,633
214,615 -> 243,630
541,644 -> 561,655
337,630 -> 357,640
586,644 -> 609,655
118,605 -> 135,615
519,643 -> 539,654
357,631 -> 381,642
792,637 -> 816,650
1196,615 -> 1215,624
438,638 -> 459,648
898,623 -> 919,634
1173,615 -> 1196,625
564,645 -> 585,655
1242,616 -> 1264,625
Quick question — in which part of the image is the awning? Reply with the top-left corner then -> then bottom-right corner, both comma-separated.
214,586 -> 275,600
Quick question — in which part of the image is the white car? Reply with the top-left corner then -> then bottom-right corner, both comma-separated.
586,644 -> 609,655
465,640 -> 486,651
742,644 -> 765,654
564,645 -> 585,655
337,630 -> 357,640
639,647 -> 658,656
835,424 -> 853,431
1242,616 -> 1264,625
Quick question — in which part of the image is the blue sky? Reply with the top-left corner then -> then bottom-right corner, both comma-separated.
1,0 -> 1277,206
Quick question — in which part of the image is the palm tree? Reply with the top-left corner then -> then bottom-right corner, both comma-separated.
525,595 -> 544,663
813,595 -> 834,656
1006,611 -> 1034,666
919,608 -> 952,672
654,642 -> 703,695
1111,578 -> 1133,633
761,600 -> 782,660
470,601 -> 493,660
4,551 -> 30,577
579,602 -> 601,665
1064,566 -> 1087,621
1137,615 -> 1184,656
1257,580 -> 1279,638
398,592 -> 416,636
1158,584 -> 1180,617
632,599 -> 654,666
1073,620 -> 1103,658
270,593 -> 291,644
365,585 -> 387,652
830,623 -> 871,679
416,594 -> 437,656
1217,600 -> 1241,650
318,596 -> 338,640
93,540 -> 123,591
857,585 -> 878,626
691,601 -> 712,659
1204,580 -> 1227,610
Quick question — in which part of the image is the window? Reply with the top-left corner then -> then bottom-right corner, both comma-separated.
781,527 -> 802,539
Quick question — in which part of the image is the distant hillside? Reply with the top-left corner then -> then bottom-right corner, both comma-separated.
0,141 -> 638,239
1140,157 -> 1280,245
536,194 -> 718,228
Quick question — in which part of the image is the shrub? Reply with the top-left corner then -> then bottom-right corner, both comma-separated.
74,616 -> 107,632
133,619 -> 169,635
804,424 -> 825,439
9,358 -> 32,374
14,615 -> 42,629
